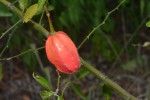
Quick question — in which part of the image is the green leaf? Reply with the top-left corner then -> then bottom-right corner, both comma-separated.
48,5 -> 54,11
40,90 -> 54,100
0,3 -> 12,17
18,0 -> 29,11
0,63 -> 2,80
122,59 -> 137,71
23,4 -> 38,23
33,73 -> 50,90
146,20 -> 150,27
71,83 -> 86,100
37,0 -> 47,14
102,84 -> 111,100
77,67 -> 89,79
57,96 -> 64,100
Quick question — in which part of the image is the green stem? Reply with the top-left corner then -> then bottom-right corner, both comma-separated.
44,6 -> 56,35
0,0 -> 139,99
80,57 -> 138,100
30,20 -> 49,37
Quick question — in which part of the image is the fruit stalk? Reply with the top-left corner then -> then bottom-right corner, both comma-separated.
44,6 -> 55,35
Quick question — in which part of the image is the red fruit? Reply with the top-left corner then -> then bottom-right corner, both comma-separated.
45,31 -> 80,74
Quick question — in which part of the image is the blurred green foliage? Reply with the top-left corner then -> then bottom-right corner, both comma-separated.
0,0 -> 150,71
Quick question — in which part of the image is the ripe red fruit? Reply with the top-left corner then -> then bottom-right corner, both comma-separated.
45,31 -> 81,74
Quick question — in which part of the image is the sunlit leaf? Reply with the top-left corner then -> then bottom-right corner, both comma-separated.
37,0 -> 46,14
146,20 -> 150,27
18,0 -> 29,11
143,41 -> 150,47
23,4 -> 38,23
40,90 -> 54,100
33,73 -> 50,90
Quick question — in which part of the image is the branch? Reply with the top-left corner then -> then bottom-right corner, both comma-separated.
0,0 -> 138,99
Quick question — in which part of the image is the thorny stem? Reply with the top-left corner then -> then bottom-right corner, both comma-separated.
77,0 -> 126,49
0,0 -> 139,99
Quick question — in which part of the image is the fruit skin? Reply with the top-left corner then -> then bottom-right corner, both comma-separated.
45,31 -> 80,74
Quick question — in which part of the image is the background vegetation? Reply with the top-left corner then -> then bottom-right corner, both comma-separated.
0,0 -> 150,99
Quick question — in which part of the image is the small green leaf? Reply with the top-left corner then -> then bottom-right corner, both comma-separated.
33,73 -> 50,90
23,4 -> 38,23
0,63 -> 2,80
37,0 -> 47,14
48,5 -> 54,11
57,96 -> 64,100
77,67 -> 89,79
18,0 -> 29,11
122,59 -> 137,71
102,84 -> 111,100
146,20 -> 150,27
40,90 -> 54,100
71,83 -> 86,100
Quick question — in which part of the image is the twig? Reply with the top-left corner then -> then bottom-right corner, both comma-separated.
0,20 -> 21,40
121,12 -> 129,60
61,75 -> 72,97
30,44 -> 45,72
0,46 -> 45,61
0,27 -> 16,57
77,0 -> 126,49
109,16 -> 149,72
39,10 -> 45,25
